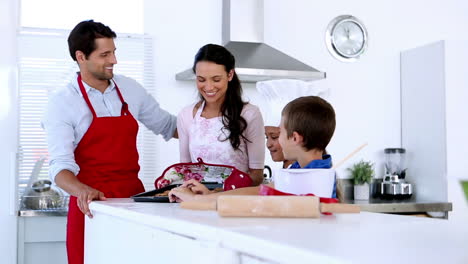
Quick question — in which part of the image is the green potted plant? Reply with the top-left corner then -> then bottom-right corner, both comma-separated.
348,160 -> 374,200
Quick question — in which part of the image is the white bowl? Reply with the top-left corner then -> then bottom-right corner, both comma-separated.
272,168 -> 336,198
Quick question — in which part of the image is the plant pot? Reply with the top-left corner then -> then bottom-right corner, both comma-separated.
354,183 -> 370,200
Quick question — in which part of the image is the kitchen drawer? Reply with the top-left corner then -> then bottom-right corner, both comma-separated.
18,216 -> 67,264
23,242 -> 67,264
20,216 -> 66,242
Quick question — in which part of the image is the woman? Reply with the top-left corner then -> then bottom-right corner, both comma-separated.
177,44 -> 265,186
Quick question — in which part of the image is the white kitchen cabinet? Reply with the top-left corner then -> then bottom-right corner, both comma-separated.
401,40 -> 468,205
86,209 -> 276,264
401,41 -> 447,202
85,209 -> 241,264
17,216 -> 67,264
85,199 -> 468,264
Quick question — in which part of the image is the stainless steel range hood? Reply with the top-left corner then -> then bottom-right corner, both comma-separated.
176,0 -> 326,83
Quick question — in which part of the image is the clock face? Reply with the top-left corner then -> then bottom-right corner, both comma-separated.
326,15 -> 368,62
333,21 -> 365,57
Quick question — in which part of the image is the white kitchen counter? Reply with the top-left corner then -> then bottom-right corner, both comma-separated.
85,198 -> 468,264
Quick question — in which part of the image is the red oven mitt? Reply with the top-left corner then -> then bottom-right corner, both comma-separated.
155,158 -> 252,191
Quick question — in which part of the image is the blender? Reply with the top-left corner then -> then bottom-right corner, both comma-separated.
380,148 -> 412,199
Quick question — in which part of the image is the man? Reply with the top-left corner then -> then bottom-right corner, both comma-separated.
42,20 -> 177,264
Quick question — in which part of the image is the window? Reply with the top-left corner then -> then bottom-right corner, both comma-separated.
17,27 -> 158,202
20,0 -> 143,33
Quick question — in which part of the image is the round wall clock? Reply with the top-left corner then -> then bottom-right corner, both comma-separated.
325,15 -> 368,62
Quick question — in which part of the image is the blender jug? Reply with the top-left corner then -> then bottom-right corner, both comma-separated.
384,148 -> 406,179
382,148 -> 412,199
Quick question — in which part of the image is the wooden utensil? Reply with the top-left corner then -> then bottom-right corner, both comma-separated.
180,199 -> 217,211
180,195 -> 360,218
332,142 -> 368,169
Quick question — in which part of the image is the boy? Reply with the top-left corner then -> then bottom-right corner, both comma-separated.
169,96 -> 336,202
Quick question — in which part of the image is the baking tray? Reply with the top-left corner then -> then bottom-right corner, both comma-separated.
131,182 -> 223,203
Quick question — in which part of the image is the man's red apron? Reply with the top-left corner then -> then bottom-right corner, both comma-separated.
66,74 -> 145,264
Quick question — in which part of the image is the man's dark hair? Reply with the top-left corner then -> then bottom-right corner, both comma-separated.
67,20 -> 116,61
282,96 -> 336,151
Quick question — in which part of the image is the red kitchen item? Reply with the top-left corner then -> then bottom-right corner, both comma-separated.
258,184 -> 339,214
67,74 -> 145,264
155,158 -> 252,191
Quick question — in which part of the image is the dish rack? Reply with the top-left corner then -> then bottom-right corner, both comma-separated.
20,195 -> 70,211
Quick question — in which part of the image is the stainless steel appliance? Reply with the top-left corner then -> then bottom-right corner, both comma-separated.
21,179 -> 67,210
20,157 -> 69,211
176,0 -> 326,83
378,148 -> 413,199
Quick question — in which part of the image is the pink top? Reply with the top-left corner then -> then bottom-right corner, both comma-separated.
177,102 -> 265,173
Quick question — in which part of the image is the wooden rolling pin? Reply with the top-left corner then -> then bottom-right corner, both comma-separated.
180,195 -> 360,218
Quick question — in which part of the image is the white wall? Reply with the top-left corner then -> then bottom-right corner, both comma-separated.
143,0 -> 223,174
144,0 -> 468,178
0,0 -> 19,263
263,0 -> 468,177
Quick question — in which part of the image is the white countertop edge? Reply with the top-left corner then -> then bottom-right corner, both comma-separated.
89,201 -> 220,240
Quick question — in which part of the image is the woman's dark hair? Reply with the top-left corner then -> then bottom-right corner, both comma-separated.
192,44 -> 248,150
68,20 -> 116,61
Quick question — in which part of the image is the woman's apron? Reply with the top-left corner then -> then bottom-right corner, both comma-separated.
66,74 -> 145,264
188,101 -> 249,177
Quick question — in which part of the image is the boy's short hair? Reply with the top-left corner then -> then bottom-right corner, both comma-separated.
281,96 -> 336,151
